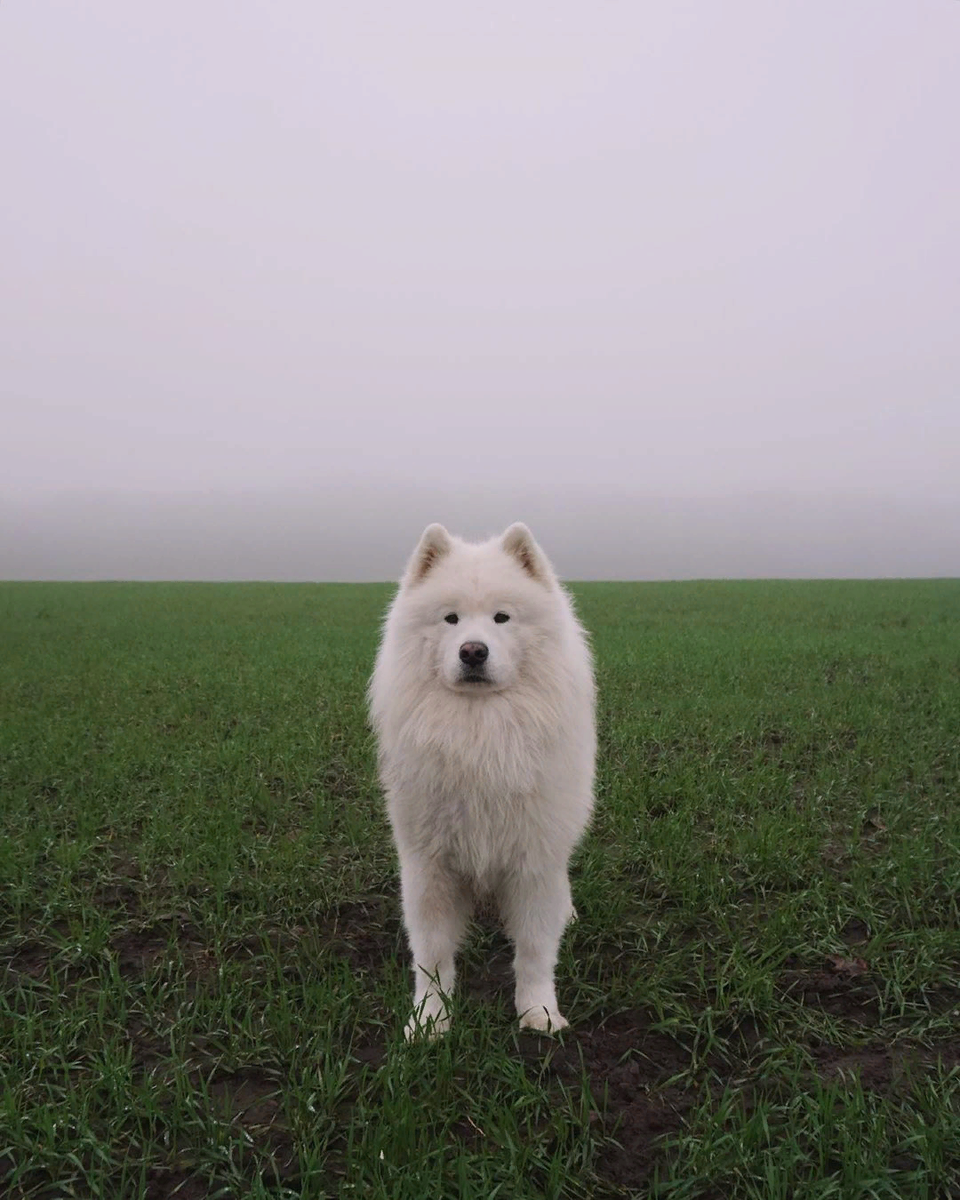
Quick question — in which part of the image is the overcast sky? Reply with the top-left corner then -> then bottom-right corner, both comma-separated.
2,1 -> 958,580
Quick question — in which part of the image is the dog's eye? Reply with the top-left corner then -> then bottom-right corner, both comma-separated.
493,612 -> 510,624
444,613 -> 459,625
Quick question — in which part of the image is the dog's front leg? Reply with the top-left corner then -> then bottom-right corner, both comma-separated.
500,867 -> 575,1033
400,856 -> 471,1040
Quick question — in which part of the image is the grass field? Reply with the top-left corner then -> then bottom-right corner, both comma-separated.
2,578 -> 959,1199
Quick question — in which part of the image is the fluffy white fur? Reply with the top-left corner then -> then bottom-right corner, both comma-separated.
368,522 -> 596,1038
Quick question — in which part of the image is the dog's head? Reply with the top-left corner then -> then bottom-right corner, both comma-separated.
395,522 -> 563,694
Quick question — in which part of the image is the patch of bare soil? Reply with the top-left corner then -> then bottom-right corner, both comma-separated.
779,952 -> 881,1023
527,1009 -> 700,1192
317,897 -> 403,974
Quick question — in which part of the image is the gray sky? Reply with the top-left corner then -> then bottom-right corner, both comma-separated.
2,1 -> 958,580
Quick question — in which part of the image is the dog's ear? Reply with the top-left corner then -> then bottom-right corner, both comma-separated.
405,523 -> 452,584
501,523 -> 555,586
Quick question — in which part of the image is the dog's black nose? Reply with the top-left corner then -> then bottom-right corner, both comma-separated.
459,641 -> 489,667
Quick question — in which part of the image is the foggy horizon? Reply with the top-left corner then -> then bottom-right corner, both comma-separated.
3,1 -> 958,582
3,486 -> 957,583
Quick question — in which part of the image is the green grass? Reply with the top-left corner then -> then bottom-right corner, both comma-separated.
1,579 -> 959,1198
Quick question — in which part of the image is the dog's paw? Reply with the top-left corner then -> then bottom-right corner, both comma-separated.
519,1007 -> 569,1034
403,1010 -> 451,1042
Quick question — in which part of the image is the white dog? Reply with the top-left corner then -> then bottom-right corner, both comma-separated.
368,523 -> 596,1037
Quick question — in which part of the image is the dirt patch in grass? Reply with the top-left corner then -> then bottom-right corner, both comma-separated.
779,953 -> 882,1024
112,928 -> 173,977
527,1009 -> 699,1192
316,896 -> 403,975
144,1172 -> 210,1200
3,921 -> 86,991
206,1067 -> 299,1185
109,920 -> 217,988
208,1067 -> 283,1126
5,939 -> 52,982
813,1040 -> 960,1089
